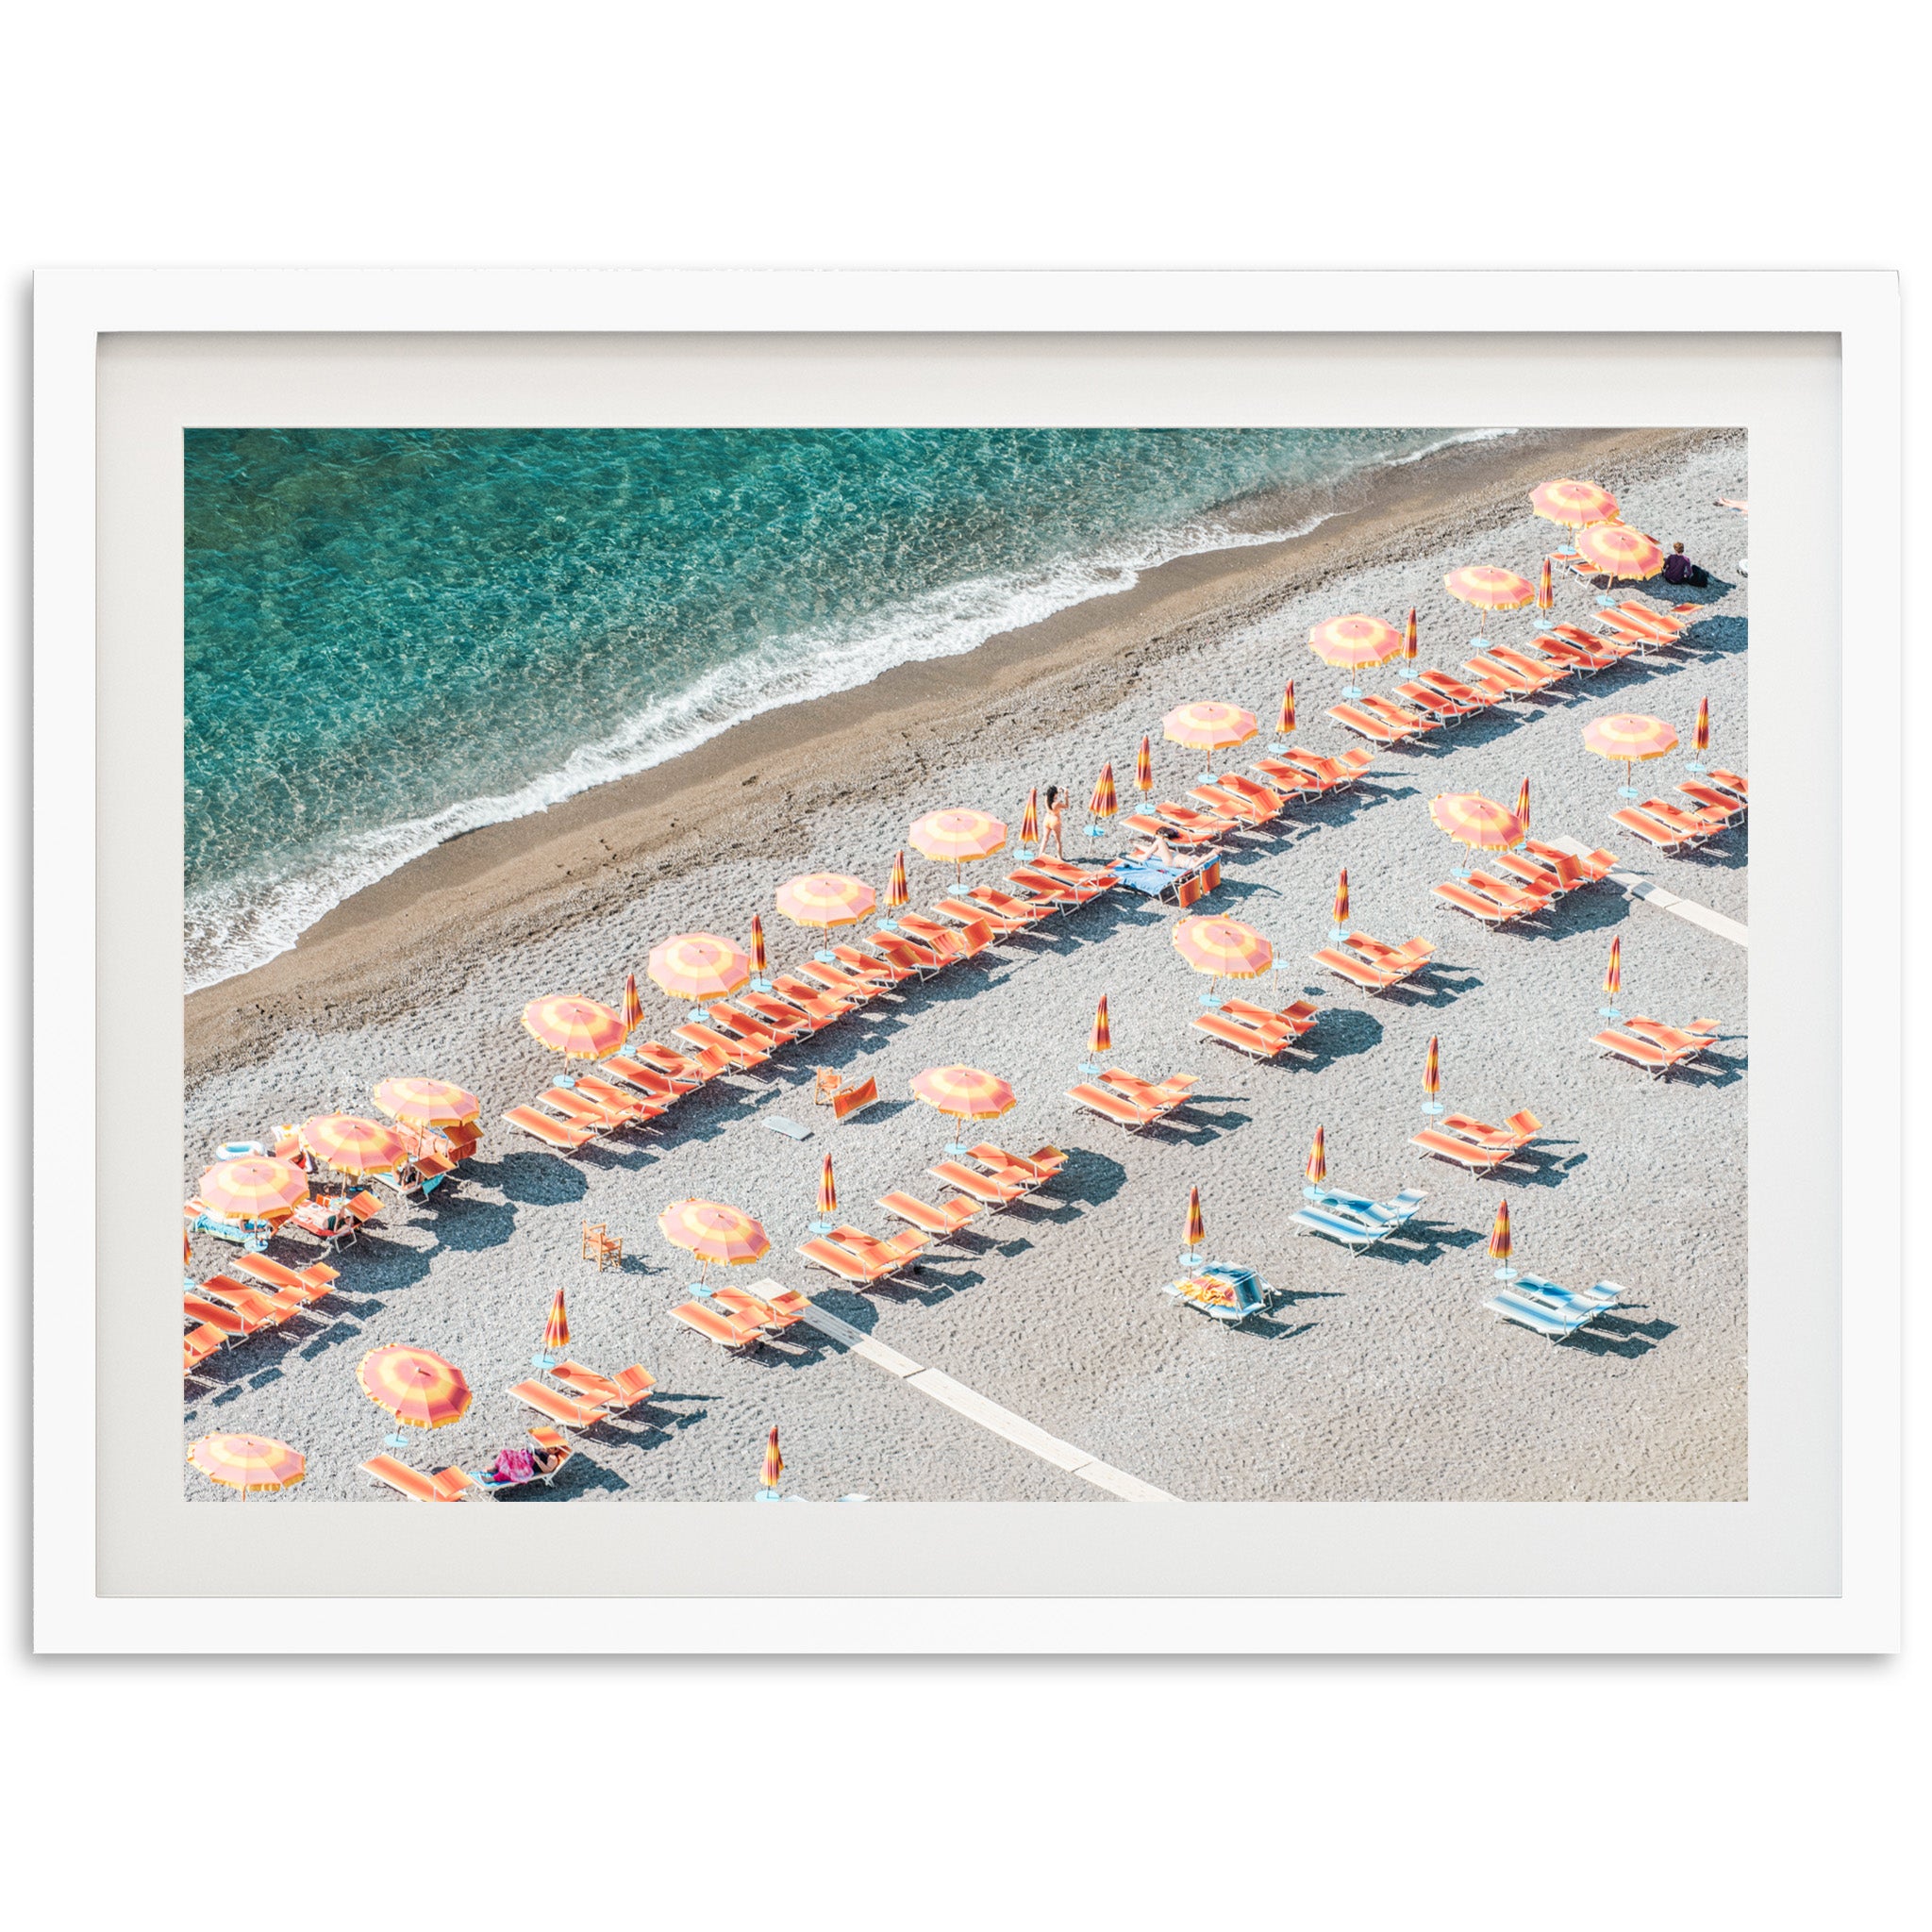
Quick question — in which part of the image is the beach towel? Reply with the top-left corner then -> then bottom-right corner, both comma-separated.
491,1447 -> 537,1485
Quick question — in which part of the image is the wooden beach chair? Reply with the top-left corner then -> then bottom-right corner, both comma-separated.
1066,1082 -> 1163,1131
668,1301 -> 768,1350
360,1456 -> 475,1502
876,1191 -> 982,1241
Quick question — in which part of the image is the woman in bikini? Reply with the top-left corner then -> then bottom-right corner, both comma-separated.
1041,784 -> 1067,859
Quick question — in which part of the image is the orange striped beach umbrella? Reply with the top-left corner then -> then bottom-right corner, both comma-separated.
1404,608 -> 1418,662
1582,712 -> 1678,796
199,1155 -> 309,1225
1135,734 -> 1154,795
658,1198 -> 771,1276
646,935 -> 751,1005
817,1153 -> 838,1221
1090,993 -> 1112,1058
886,849 -> 909,914
1088,762 -> 1119,823
1173,914 -> 1273,983
1021,786 -> 1041,850
188,1433 -> 305,1498
775,872 -> 876,930
1308,613 -> 1403,670
541,1284 -> 570,1357
1305,1126 -> 1327,1187
1430,791 -> 1526,853
1488,1198 -> 1515,1277
1332,868 -> 1350,931
1274,681 -> 1297,740
301,1114 -> 407,1178
1576,522 -> 1664,582
372,1077 -> 480,1129
358,1344 -> 472,1431
761,1423 -> 784,1493
624,971 -> 643,1037
1444,565 -> 1535,636
908,808 -> 1008,881
910,1063 -> 1017,1122
1182,1184 -> 1206,1254
524,993 -> 628,1059
1530,477 -> 1619,529
1538,556 -> 1554,613
1162,700 -> 1259,756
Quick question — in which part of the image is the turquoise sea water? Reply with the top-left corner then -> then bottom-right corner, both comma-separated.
184,425 -> 1482,987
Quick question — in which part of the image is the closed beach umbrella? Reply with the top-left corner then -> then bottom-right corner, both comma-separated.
1091,993 -> 1112,1058
1530,478 -> 1619,529
623,972 -> 643,1037
1692,695 -> 1710,770
646,935 -> 751,1005
301,1114 -> 406,1177
1305,1126 -> 1327,1187
1424,1035 -> 1441,1114
1515,777 -> 1530,834
1404,608 -> 1418,662
1135,735 -> 1154,795
1162,700 -> 1259,756
184,1225 -> 193,1270
1088,762 -> 1119,824
1182,1185 -> 1206,1255
188,1433 -> 305,1498
658,1198 -> 771,1278
1275,681 -> 1297,740
886,849 -> 909,914
762,1424 -> 784,1493
524,994 -> 628,1059
358,1344 -> 472,1431
1332,868 -> 1350,931
1582,712 -> 1679,797
749,912 -> 768,977
1601,934 -> 1624,1020
1538,556 -> 1554,614
199,1155 -> 308,1225
1021,786 -> 1040,851
817,1153 -> 838,1221
1488,1198 -> 1515,1278
542,1284 -> 570,1357
1576,523 -> 1664,582
1443,565 -> 1536,637
1430,791 -> 1526,853
908,808 -> 1008,881
1173,914 -> 1273,984
372,1077 -> 480,1129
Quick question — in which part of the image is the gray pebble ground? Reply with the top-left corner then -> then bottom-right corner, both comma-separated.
185,432 -> 1748,1503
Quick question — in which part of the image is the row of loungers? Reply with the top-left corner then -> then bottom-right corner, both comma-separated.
1292,1185 -> 1428,1256
1068,1068 -> 1201,1129
1118,747 -> 1379,851
1484,1274 -> 1625,1341
1192,994 -> 1319,1062
1610,767 -> 1748,854
1432,841 -> 1620,928
1411,1109 -> 1542,1174
1310,932 -> 1432,994
182,1253 -> 342,1374
361,1424 -> 575,1500
1591,1014 -> 1722,1080
671,1282 -> 815,1352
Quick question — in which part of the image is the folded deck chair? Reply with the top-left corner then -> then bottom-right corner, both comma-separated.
1409,1125 -> 1516,1172
876,1191 -> 982,1240
361,1456 -> 475,1501
1607,806 -> 1700,853
1066,1082 -> 1162,1130
1591,1027 -> 1699,1079
1482,1288 -> 1601,1340
508,1379 -> 614,1428
668,1300 -> 767,1349
501,1105 -> 595,1152
927,1158 -> 1029,1206
1326,702 -> 1412,746
182,1324 -> 226,1373
1310,945 -> 1404,991
1291,1202 -> 1394,1255
1430,880 -> 1528,925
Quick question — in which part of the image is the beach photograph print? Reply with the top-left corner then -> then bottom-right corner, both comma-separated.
182,425 -> 1748,1504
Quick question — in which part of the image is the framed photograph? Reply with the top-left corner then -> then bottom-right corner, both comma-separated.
34,269 -> 1899,1652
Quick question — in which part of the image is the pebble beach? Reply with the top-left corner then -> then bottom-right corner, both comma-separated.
183,425 -> 1749,1503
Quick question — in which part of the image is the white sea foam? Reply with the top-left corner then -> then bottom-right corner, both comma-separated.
185,508 -> 1333,991
1386,426 -> 1524,465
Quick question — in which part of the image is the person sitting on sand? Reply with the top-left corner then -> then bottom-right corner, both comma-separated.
1041,784 -> 1067,858
1661,541 -> 1708,588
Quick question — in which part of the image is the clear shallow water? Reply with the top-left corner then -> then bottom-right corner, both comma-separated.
184,425 -> 1485,988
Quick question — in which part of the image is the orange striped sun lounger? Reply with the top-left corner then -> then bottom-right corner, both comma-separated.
711,1286 -> 808,1331
706,1005 -> 794,1052
1409,1126 -> 1517,1172
829,943 -> 916,987
1605,598 -> 1696,637
933,894 -> 1029,939
1677,780 -> 1746,823
672,1020 -> 773,1070
1543,622 -> 1641,662
575,1075 -> 668,1123
551,1359 -> 658,1409
1098,1071 -> 1194,1115
1189,782 -> 1273,825
1464,870 -> 1553,913
1608,807 -> 1700,853
927,1159 -> 1029,1207
627,1040 -> 724,1086
1325,702 -> 1415,746
1525,839 -> 1617,881
1222,993 -> 1320,1034
1210,772 -> 1291,817
201,1275 -> 305,1324
501,1105 -> 595,1151
1341,936 -> 1431,978
1012,860 -> 1116,902
1358,693 -> 1441,737
826,1223 -> 930,1270
965,1142 -> 1067,1187
1491,850 -> 1574,894
1635,796 -> 1730,843
1412,670 -> 1497,713
183,1324 -> 225,1373
866,930 -> 950,976
540,1087 -> 627,1132
1441,1109 -> 1542,1149
1118,814 -> 1220,851
183,1293 -> 274,1338
1026,855 -> 1118,896
876,1191 -> 982,1240
796,1237 -> 901,1285
769,974 -> 862,1021
795,959 -> 889,1001
668,1301 -> 768,1349
966,886 -> 1056,927
1706,767 -> 1749,802
1529,630 -> 1620,673
1393,678 -> 1483,724
1591,1027 -> 1700,1079
724,992 -> 821,1040
1487,643 -> 1574,689
1462,653 -> 1564,697
1441,663 -> 1518,704
1193,1010 -> 1291,1059
589,1061 -> 684,1106
231,1252 -> 340,1299
901,911 -> 995,959
1429,880 -> 1531,926
1310,946 -> 1404,991
1622,1015 -> 1720,1058
1153,801 -> 1240,840
1066,1082 -> 1163,1130
1593,609 -> 1678,649
1248,756 -> 1330,797
508,1379 -> 613,1428
361,1456 -> 475,1501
